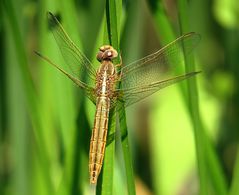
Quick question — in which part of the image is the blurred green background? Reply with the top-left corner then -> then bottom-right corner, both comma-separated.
0,0 -> 239,194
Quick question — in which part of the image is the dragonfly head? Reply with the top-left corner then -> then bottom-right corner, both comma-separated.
97,45 -> 118,62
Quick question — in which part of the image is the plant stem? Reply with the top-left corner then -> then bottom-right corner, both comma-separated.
177,0 -> 227,194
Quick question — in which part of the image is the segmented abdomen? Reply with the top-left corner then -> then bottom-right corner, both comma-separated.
89,96 -> 110,184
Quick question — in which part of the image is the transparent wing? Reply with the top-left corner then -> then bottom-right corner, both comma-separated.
35,51 -> 97,104
115,72 -> 200,107
114,32 -> 201,107
120,32 -> 200,89
47,12 -> 97,84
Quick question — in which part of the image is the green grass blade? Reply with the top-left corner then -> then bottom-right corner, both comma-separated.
119,108 -> 136,195
97,109 -> 116,195
177,1 -> 208,194
147,1 -> 175,44
97,0 -> 135,194
204,137 -> 228,195
3,0 -> 54,194
229,148 -> 239,195
37,1 -> 92,194
54,4 -> 89,195
147,0 -> 228,194
106,0 -> 136,194
5,24 -> 28,195
96,0 -> 119,193
104,0 -> 121,51
177,0 -> 227,194
117,2 -> 143,194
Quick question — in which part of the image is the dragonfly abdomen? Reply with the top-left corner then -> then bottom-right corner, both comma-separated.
89,96 -> 110,184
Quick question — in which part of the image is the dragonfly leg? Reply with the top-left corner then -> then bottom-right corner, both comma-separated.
115,70 -> 122,81
115,52 -> 122,68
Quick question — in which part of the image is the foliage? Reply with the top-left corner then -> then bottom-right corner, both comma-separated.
0,0 -> 239,194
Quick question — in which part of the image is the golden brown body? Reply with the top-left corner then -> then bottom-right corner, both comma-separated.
89,46 -> 118,184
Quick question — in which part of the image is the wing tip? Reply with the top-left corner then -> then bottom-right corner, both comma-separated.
194,70 -> 202,74
46,11 -> 60,30
34,50 -> 42,57
47,11 -> 53,16
184,32 -> 201,41
186,70 -> 202,77
46,11 -> 54,21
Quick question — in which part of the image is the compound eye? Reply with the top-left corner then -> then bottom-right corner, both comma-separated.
96,51 -> 104,62
107,51 -> 113,57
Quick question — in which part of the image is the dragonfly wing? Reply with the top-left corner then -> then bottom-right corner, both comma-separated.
119,32 -> 201,90
47,12 -> 97,84
115,71 -> 200,107
35,51 -> 97,104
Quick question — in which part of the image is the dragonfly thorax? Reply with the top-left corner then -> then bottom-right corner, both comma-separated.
98,61 -> 115,75
95,61 -> 116,97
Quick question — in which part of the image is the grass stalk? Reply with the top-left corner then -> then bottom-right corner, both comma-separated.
3,0 -> 54,194
106,0 -> 136,194
229,148 -> 239,195
96,108 -> 116,195
96,0 -> 120,194
147,0 -> 228,194
97,0 -> 135,194
38,1 -> 93,194
177,0 -> 227,194
119,109 -> 136,195
5,23 -> 28,195
177,1 -> 208,194
55,3 -> 90,194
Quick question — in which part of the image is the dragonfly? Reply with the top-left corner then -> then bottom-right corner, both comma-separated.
35,12 -> 201,185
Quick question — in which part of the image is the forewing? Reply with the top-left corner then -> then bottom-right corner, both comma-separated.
113,32 -> 201,107
35,51 -> 97,104
47,12 -> 97,84
120,32 -> 200,90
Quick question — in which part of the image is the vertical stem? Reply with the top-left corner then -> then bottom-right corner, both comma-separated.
178,0 -> 227,194
3,0 -> 54,194
97,0 -> 135,194
96,0 -> 120,194
107,0 -> 136,194
119,109 -> 136,195
177,0 -> 207,194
